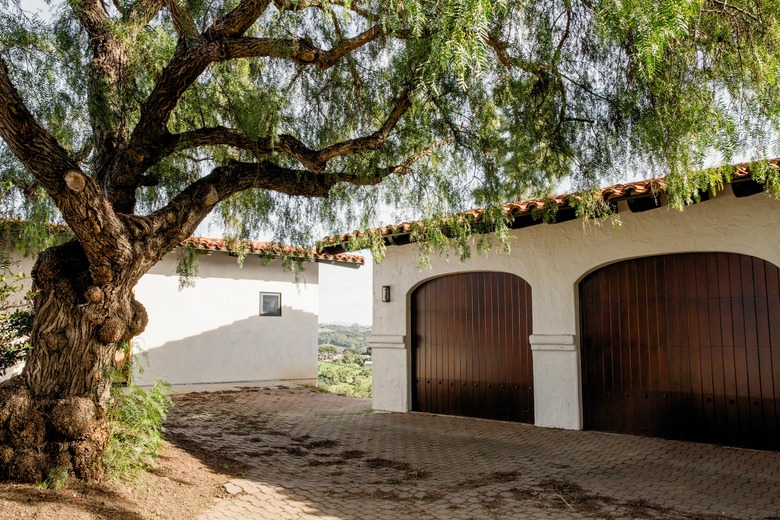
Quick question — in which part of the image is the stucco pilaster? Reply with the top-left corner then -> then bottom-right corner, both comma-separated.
368,335 -> 409,412
530,334 -> 582,430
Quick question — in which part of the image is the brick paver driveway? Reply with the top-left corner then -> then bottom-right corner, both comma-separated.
165,386 -> 780,520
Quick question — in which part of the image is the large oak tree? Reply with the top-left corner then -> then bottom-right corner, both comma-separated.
1,0 -> 780,482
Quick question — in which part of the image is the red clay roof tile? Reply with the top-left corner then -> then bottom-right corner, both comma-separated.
319,158 -> 776,252
0,219 -> 364,266
183,236 -> 364,265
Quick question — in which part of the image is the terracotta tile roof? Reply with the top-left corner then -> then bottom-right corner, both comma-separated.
319,158 -> 777,253
0,219 -> 364,266
183,236 -> 365,266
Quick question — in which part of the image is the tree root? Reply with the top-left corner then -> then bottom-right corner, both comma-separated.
0,376 -> 109,483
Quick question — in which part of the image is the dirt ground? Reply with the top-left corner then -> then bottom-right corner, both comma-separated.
0,413 -> 248,520
0,440 -> 240,520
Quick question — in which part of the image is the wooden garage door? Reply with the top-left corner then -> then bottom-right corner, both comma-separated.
411,272 -> 533,422
580,253 -> 780,450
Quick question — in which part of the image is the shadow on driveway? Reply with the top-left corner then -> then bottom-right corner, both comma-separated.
165,387 -> 780,520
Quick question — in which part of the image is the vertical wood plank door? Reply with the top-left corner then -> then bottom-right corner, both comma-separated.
411,272 -> 534,423
580,252 -> 780,450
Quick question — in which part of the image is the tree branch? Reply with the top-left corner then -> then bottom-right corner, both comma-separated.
146,160 -> 366,253
161,89 -> 411,172
68,0 -> 132,182
165,0 -> 199,40
329,10 -> 365,89
142,161 -> 328,261
553,3 -> 572,64
485,37 -> 543,76
68,0 -> 110,39
211,0 -> 275,37
115,0 -> 402,213
221,25 -> 384,70
382,137 -> 453,175
704,0 -> 760,22
143,126 -> 443,262
273,0 -> 375,19
0,58 -> 131,270
162,126 -> 273,160
125,0 -> 273,161
316,89 -> 411,165
125,0 -> 166,24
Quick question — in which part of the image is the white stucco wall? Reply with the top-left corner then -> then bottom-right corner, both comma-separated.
1,247 -> 321,387
134,251 -> 320,386
371,186 -> 780,430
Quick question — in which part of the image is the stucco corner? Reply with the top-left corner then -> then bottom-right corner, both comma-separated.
368,335 -> 407,349
529,334 -> 577,351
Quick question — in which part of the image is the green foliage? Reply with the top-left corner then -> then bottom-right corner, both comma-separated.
318,323 -> 372,353
104,379 -> 172,481
749,160 -> 780,198
37,466 -> 69,490
3,0 -> 780,257
318,344 -> 339,360
0,258 -> 33,375
318,324 -> 373,397
572,190 -> 622,229
318,360 -> 372,398
341,347 -> 365,366
0,220 -> 71,257
175,243 -> 201,290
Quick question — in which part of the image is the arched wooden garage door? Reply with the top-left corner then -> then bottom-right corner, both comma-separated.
411,272 -> 533,422
580,253 -> 780,450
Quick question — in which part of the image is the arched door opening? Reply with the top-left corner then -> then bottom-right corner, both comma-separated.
580,253 -> 780,450
411,272 -> 534,422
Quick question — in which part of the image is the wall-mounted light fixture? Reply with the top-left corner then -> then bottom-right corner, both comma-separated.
381,285 -> 391,303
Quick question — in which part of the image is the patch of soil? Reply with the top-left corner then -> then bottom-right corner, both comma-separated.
284,446 -> 307,456
532,479 -> 743,520
339,449 -> 366,459
540,478 -> 615,514
0,440 -> 241,520
364,457 -> 411,471
404,469 -> 430,480
302,439 -> 339,450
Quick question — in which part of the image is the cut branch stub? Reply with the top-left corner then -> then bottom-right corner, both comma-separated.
64,170 -> 87,192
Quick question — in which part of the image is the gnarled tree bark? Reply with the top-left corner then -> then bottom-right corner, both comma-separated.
0,240 -> 148,481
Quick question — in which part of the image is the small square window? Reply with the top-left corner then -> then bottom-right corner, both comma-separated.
260,292 -> 282,316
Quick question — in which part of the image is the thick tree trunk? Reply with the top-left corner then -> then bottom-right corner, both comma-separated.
0,240 -> 148,482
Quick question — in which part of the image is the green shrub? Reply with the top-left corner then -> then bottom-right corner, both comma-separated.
38,466 -> 69,490
104,379 -> 172,481
318,344 -> 339,361
318,360 -> 372,398
0,259 -> 33,376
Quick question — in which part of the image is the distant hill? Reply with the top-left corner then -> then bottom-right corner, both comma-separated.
324,320 -> 367,327
318,323 -> 372,353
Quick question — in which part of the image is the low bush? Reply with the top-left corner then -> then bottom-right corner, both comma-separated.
318,360 -> 372,398
0,259 -> 33,376
103,378 -> 172,481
